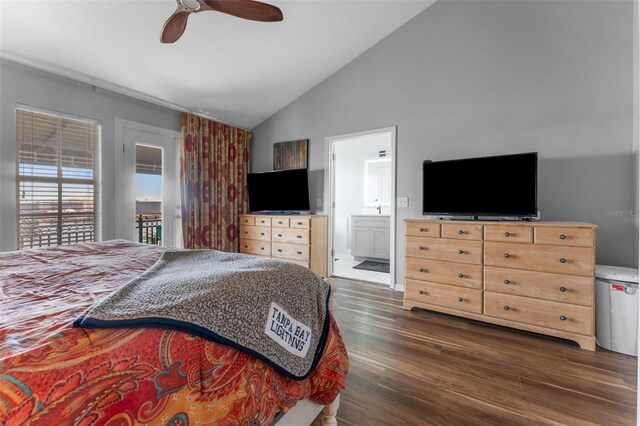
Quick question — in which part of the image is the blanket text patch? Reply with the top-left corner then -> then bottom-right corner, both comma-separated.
265,302 -> 312,358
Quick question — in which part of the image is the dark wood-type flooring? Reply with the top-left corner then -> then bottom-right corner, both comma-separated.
313,278 -> 637,425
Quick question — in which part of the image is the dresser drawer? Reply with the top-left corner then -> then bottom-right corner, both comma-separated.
406,236 -> 483,265
405,222 -> 441,238
484,267 -> 593,306
484,242 -> 594,277
240,215 -> 255,226
272,228 -> 310,245
278,258 -> 309,268
272,243 -> 310,262
535,227 -> 594,247
442,223 -> 483,241
484,292 -> 593,335
290,217 -> 311,229
240,240 -> 271,256
272,217 -> 290,228
255,216 -> 272,227
405,258 -> 482,289
484,225 -> 533,243
240,226 -> 271,242
405,279 -> 482,314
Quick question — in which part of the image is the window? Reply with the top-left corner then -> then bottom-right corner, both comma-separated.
16,107 -> 101,249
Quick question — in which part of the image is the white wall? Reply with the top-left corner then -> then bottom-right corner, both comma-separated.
333,134 -> 391,254
252,0 -> 636,285
0,60 -> 181,251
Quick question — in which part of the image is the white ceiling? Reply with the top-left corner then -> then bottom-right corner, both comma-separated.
0,0 -> 435,129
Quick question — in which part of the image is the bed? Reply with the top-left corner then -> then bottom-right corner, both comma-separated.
0,240 -> 347,425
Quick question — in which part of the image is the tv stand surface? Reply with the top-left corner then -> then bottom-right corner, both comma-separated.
437,216 -> 537,222
251,211 -> 311,216
447,216 -> 480,221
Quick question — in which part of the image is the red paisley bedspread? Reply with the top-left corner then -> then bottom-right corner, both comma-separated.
0,240 -> 348,425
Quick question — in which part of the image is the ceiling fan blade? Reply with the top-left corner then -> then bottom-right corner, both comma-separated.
203,0 -> 283,22
161,10 -> 191,43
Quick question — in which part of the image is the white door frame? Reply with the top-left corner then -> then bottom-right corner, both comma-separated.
324,126 -> 397,289
114,118 -> 181,246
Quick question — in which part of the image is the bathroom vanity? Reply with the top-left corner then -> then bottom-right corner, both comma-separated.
351,215 -> 390,261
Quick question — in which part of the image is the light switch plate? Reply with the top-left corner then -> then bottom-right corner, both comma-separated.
317,198 -> 322,208
398,197 -> 409,207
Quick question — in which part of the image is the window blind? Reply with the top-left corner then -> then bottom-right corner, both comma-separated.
16,107 -> 101,249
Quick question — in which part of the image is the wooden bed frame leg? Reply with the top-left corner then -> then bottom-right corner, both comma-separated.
321,394 -> 340,426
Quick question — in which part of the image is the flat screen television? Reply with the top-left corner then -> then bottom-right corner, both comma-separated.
247,168 -> 311,213
422,152 -> 538,218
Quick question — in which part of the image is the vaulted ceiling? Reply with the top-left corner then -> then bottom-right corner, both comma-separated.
1,0 -> 436,129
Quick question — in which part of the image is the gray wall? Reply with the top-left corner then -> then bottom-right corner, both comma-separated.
252,0 -> 637,285
0,60 -> 181,251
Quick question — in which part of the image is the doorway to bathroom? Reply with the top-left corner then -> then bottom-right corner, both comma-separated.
325,127 -> 396,288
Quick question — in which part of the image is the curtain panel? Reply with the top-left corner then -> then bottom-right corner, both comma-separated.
180,113 -> 251,251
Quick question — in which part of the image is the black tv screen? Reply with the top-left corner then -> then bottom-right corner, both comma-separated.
422,152 -> 538,217
247,169 -> 311,212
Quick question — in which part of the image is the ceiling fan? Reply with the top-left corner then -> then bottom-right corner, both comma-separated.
161,0 -> 283,44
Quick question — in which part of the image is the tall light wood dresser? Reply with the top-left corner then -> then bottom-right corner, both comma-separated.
239,214 -> 328,277
404,219 -> 597,350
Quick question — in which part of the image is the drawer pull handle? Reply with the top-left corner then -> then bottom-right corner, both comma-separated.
297,235 -> 302,238
458,273 -> 464,278
560,234 -> 567,240
504,305 -> 510,311
504,232 -> 511,237
458,230 -> 464,235
297,222 -> 303,225
297,251 -> 302,255
560,315 -> 567,321
277,234 -> 283,237
418,246 -> 425,251
277,249 -> 282,253
504,253 -> 510,259
560,286 -> 567,292
244,245 -> 248,248
419,268 -> 425,273
418,290 -> 425,295
260,247 -> 264,250
504,279 -> 510,285
419,227 -> 425,232
559,258 -> 567,264
458,249 -> 464,254
260,233 -> 265,236
457,297 -> 464,302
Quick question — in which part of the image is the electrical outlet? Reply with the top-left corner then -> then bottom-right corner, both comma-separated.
398,197 -> 409,207
317,198 -> 322,208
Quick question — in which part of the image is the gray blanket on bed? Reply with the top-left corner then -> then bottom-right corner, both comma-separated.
73,250 -> 331,379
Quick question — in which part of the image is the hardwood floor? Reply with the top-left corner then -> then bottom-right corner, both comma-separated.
314,278 -> 637,425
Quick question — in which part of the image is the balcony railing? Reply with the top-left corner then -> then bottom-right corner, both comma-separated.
136,215 -> 162,245
18,213 -> 95,249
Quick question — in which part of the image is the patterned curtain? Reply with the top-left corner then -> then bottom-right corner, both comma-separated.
180,113 -> 251,251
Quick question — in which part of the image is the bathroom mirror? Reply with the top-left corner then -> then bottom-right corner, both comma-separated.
364,158 -> 391,207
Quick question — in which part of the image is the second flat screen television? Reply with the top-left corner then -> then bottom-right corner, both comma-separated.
423,152 -> 538,218
247,168 -> 311,213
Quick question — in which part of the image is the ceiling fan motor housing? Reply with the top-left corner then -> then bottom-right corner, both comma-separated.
180,0 -> 201,11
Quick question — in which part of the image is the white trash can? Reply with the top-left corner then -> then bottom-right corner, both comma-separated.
595,265 -> 639,356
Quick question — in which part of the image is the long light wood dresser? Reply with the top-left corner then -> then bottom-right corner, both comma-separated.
240,214 -> 328,277
404,219 -> 597,350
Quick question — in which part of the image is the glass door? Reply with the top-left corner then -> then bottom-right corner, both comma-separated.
115,124 -> 180,248
135,144 -> 163,245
